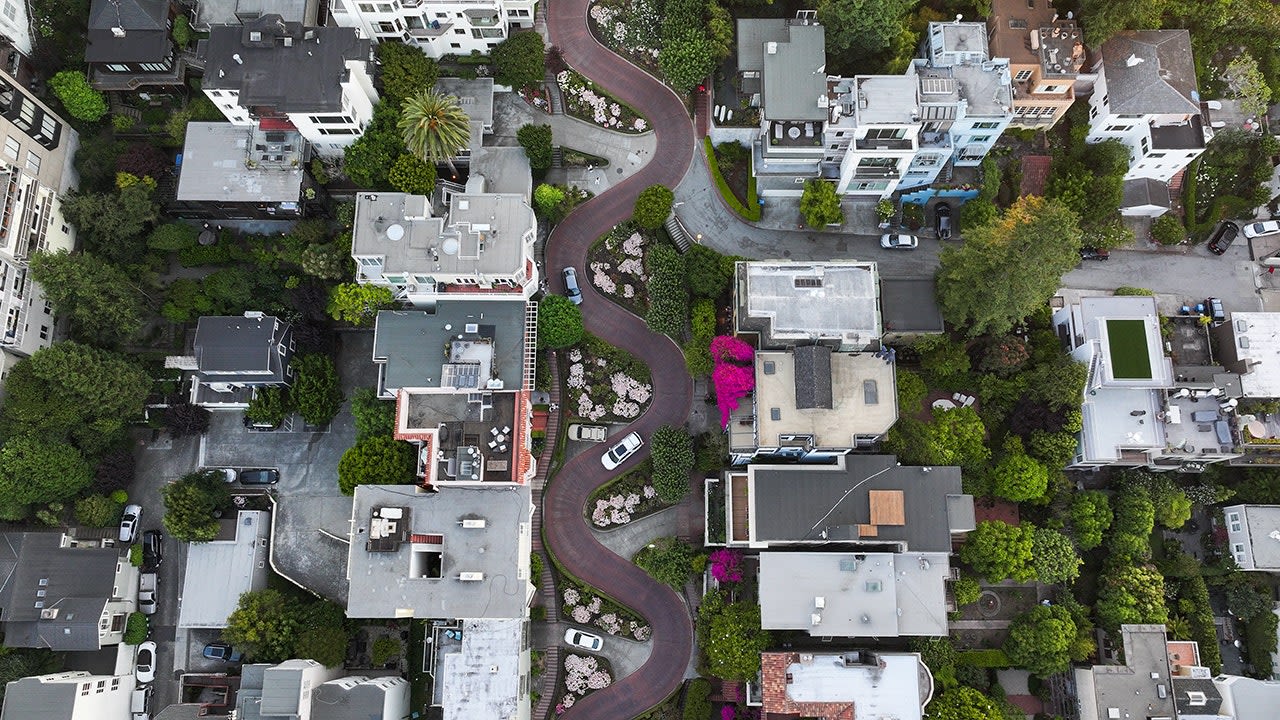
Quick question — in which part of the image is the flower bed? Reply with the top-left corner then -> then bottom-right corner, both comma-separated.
586,462 -> 671,528
565,336 -> 652,423
556,653 -> 613,714
588,224 -> 655,316
557,69 -> 649,133
561,584 -> 652,640
587,0 -> 662,75
519,84 -> 552,114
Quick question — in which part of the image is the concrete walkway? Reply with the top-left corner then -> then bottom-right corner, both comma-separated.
591,505 -> 682,559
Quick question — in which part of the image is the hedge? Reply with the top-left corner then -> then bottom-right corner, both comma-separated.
956,649 -> 1011,668
123,612 -> 148,645
703,138 -> 761,222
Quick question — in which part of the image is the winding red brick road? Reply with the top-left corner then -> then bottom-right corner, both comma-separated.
543,0 -> 698,716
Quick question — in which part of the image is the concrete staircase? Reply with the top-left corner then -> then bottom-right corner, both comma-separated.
530,350 -> 562,720
550,146 -> 564,169
665,213 -> 693,252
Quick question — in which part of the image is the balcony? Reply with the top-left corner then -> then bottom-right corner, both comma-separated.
409,21 -> 452,37
854,137 -> 913,151
464,9 -> 501,26
853,163 -> 900,179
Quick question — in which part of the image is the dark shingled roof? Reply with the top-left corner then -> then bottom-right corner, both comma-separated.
792,345 -> 833,409
880,278 -> 945,333
1173,677 -> 1223,716
86,0 -> 171,63
1121,177 -> 1171,210
193,315 -> 291,383
0,533 -> 120,651
1098,31 -> 1200,116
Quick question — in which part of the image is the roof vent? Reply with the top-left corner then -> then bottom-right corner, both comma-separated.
39,608 -> 58,619
461,518 -> 486,529
1125,54 -> 1144,67
766,42 -> 777,54
465,323 -> 479,333
233,53 -> 244,65
459,572 -> 484,581
111,27 -> 126,38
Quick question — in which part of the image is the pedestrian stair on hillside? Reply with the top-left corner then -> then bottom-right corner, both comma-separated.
665,213 -> 692,252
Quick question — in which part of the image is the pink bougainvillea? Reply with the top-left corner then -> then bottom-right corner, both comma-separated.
722,706 -> 737,720
710,336 -> 755,428
709,549 -> 743,583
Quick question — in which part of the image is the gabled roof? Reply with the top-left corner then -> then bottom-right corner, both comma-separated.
0,533 -> 119,651
793,345 -> 833,410
1098,31 -> 1199,116
1121,178 -> 1170,210
192,314 -> 290,381
86,0 -> 171,63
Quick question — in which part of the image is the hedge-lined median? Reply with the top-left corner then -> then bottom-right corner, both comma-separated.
703,138 -> 761,222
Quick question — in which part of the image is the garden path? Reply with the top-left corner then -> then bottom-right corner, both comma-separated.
542,0 -> 698,716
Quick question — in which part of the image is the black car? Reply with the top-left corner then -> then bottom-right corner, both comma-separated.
1080,246 -> 1111,261
237,468 -> 280,485
934,203 -> 952,240
1208,221 -> 1240,255
142,530 -> 163,569
1205,297 -> 1226,324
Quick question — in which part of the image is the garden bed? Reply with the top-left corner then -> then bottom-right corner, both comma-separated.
564,336 -> 652,423
587,0 -> 662,76
518,84 -> 552,114
586,461 -> 671,528
705,138 -> 760,222
587,224 -> 660,317
557,69 -> 650,133
560,582 -> 652,640
557,652 -> 615,714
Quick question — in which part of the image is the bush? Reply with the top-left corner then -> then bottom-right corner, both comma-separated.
533,183 -> 566,218
172,15 -> 192,47
953,576 -> 981,606
123,612 -> 148,644
129,544 -> 143,567
537,294 -> 585,349
683,678 -> 712,720
387,154 -> 437,195
338,436 -> 417,494
490,31 -> 545,89
351,388 -> 396,441
634,537 -> 697,588
370,636 -> 401,665
633,185 -> 674,229
246,386 -> 290,428
799,180 -> 844,227
49,71 -> 108,122
703,138 -> 760,221
290,354 -> 344,426
1151,214 -> 1185,245
517,123 -> 553,171
644,245 -> 687,337
147,223 -> 199,251
650,425 -> 693,502
74,494 -> 121,528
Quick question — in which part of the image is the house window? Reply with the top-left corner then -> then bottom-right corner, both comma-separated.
1229,512 -> 1242,532
450,42 -> 461,48
358,3 -> 376,11
1035,84 -> 1065,93
865,127 -> 906,140
358,256 -> 382,267
385,274 -> 406,284
1042,107 -> 1057,118
139,61 -> 170,72
38,325 -> 47,340
454,28 -> 465,34
436,12 -> 447,17
1014,69 -> 1032,81
1234,542 -> 1246,554
2,2 -> 15,21
972,121 -> 1000,129
110,614 -> 125,632
3,136 -> 17,161
106,63 -> 130,72
377,21 -> 397,33
970,135 -> 992,143
25,151 -> 38,174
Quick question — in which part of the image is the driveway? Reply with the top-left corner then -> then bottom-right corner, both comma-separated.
544,0 -> 697,715
197,330 -> 376,604
1062,243 -> 1263,314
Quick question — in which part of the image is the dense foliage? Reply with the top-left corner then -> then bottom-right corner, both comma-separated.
644,245 -> 688,337
491,31 -> 546,89
162,469 -> 233,542
799,180 -> 844,227
537,294 -> 586,349
49,71 -> 108,122
650,425 -> 694,503
633,185 -> 674,229
290,354 -> 344,427
337,436 -> 417,494
517,123 -> 554,171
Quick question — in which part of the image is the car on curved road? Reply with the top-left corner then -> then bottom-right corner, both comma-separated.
602,432 -> 643,470
564,628 -> 604,652
880,233 -> 919,250
135,641 -> 157,684
562,267 -> 583,305
568,423 -> 608,443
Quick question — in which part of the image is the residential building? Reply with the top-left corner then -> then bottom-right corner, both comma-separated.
345,483 -> 534,619
85,0 -> 185,91
1215,312 -> 1280,399
170,121 -> 308,220
0,671 -> 135,720
436,77 -> 496,165
0,532 -> 137,651
1054,296 -> 1239,471
759,551 -> 954,638
327,0 -> 536,59
235,660 -> 343,720
350,172 -> 538,304
373,301 -> 536,484
189,0 -> 319,31
177,511 -> 270,628
1213,675 -> 1280,719
0,0 -> 31,55
310,675 -> 410,720
1086,30 -> 1207,183
1221,505 -> 1280,571
1120,177 -> 1172,218
429,617 -> 529,720
1076,625 -> 1224,720
202,15 -> 377,157
759,651 -> 934,720
986,0 -> 1084,129
186,312 -> 294,409
0,68 -> 79,381
734,261 -> 881,351
718,455 -> 975,551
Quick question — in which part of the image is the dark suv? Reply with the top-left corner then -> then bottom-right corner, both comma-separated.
237,468 -> 280,485
142,530 -> 163,570
1208,221 -> 1239,255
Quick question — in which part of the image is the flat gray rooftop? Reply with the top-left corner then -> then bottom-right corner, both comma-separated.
437,618 -> 524,720
736,19 -> 788,74
762,23 -> 828,122
469,145 -> 533,198
855,76 -> 919,125
435,78 -> 495,130
1242,505 -> 1280,569
880,277 -> 945,333
373,302 -> 527,393
178,511 -> 270,628
1078,625 -> 1175,720
192,0 -> 316,29
759,551 -> 950,637
345,484 -> 531,619
177,122 -> 304,203
737,261 -> 880,347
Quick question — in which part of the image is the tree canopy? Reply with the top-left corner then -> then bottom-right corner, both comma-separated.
517,123 -> 553,171
925,687 -> 1003,720
937,196 -> 1081,337
162,469 -> 233,542
337,436 -> 417,495
343,103 -> 404,189
49,70 -> 108,122
990,437 -> 1050,502
0,437 -> 92,519
328,283 -> 397,326
351,388 -> 396,442
1005,605 -> 1079,677
387,153 -> 437,195
697,590 -> 771,682
29,251 -> 148,348
650,425 -> 694,502
816,0 -> 915,69
376,41 -> 440,106
959,521 -> 1036,583
1096,565 -> 1168,631
635,537 -> 698,588
60,184 -> 158,265
537,294 -> 585,349
1031,528 -> 1082,585
491,31 -> 546,89
224,589 -> 349,664
633,185 -> 674,229
290,354 -> 344,427
1069,490 -> 1112,551
400,90 -> 472,170
799,180 -> 844,228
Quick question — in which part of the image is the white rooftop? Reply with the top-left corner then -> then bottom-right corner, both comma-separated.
779,652 -> 930,719
177,511 -> 270,628
1229,312 -> 1280,398
439,618 -> 524,720
854,76 -> 920,125
738,261 -> 881,347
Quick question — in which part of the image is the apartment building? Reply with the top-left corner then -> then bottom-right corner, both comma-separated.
986,0 -> 1085,129
327,0 -> 535,58
1086,30 -> 1207,183
202,14 -> 377,157
0,0 -> 30,55
0,69 -> 78,381
0,672 -> 135,720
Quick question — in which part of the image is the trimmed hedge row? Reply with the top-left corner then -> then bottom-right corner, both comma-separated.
703,138 -> 761,222
956,649 -> 1011,668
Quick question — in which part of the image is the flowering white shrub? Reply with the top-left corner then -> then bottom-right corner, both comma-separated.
642,484 -> 656,499
591,261 -> 617,294
572,605 -> 592,623
567,363 -> 585,388
623,284 -> 635,298
634,118 -> 647,131
634,624 -> 652,641
569,348 -> 583,362
563,588 -> 580,605
622,232 -> 644,256
564,653 -> 612,699
586,596 -> 602,614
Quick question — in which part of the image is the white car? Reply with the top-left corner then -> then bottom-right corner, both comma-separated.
601,431 -> 643,470
568,423 -> 608,443
564,628 -> 604,652
1243,220 -> 1280,239
880,233 -> 919,250
119,504 -> 143,543
135,641 -> 157,684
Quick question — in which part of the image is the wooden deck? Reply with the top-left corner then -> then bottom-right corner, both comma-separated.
730,473 -> 750,544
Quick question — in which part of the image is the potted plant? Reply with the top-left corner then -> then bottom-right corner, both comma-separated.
902,202 -> 924,230
876,199 -> 895,228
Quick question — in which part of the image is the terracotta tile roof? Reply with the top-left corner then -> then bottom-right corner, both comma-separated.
515,391 -> 534,483
1020,155 -> 1052,197
761,652 -> 856,720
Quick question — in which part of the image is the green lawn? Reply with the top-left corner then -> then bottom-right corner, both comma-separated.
1106,319 -> 1153,379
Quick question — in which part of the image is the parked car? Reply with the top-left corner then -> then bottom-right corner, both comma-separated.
119,504 -> 142,543
142,530 -> 163,570
880,233 -> 919,250
138,572 -> 157,616
1208,221 -> 1239,255
1080,246 -> 1111,261
1243,220 -> 1280,239
135,641 -> 157,684
1205,297 -> 1226,324
562,267 -> 582,305
237,468 -> 279,485
564,628 -> 604,652
934,203 -> 952,240
568,424 -> 608,443
601,431 -> 643,470
131,685 -> 153,720
203,642 -> 243,663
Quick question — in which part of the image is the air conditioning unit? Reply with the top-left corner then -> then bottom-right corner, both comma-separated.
459,572 -> 484,581
461,518 -> 486,529
465,323 -> 479,333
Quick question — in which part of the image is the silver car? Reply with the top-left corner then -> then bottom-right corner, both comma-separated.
119,504 -> 142,542
562,267 -> 583,305
880,233 -> 919,250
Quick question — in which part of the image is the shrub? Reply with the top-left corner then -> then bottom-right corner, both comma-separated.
517,123 -> 553,171
172,15 -> 192,47
711,335 -> 754,427
533,183 -> 566,218
49,71 -> 108,122
129,544 -> 143,567
351,387 -> 396,441
799,179 -> 843,227
703,138 -> 760,221
1151,214 -> 1185,245
290,354 -> 344,426
650,425 -> 693,502
387,154 -> 437,195
953,576 -> 981,606
123,612 -> 148,644
683,678 -> 712,720
74,494 -> 121,528
246,386 -> 290,428
310,158 -> 330,185
634,537 -> 697,588
537,294 -> 585,349
370,636 -> 401,665
644,245 -> 687,337
338,436 -> 417,494
633,185 -> 674,229
491,31 -> 545,89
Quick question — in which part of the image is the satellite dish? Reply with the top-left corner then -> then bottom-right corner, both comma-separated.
387,223 -> 405,241
442,238 -> 460,255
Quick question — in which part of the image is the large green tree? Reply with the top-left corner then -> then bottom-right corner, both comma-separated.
1031,528 -> 1082,585
161,469 -> 233,542
990,437 -> 1050,502
659,29 -> 717,90
351,388 -> 396,442
1096,565 -> 1168,631
698,591 -> 771,681
799,180 -> 844,228
536,294 -> 585,349
328,283 -> 397,326
387,154 -> 437,195
517,123 -> 553,171
337,436 -> 417,494
1081,0 -> 1166,46
925,687 -> 1003,720
400,90 -> 472,171
816,0 -> 915,68
937,196 -> 1081,337
1005,605 -> 1079,677
224,589 -> 301,662
959,521 -> 1035,583
0,342 -> 150,456
0,437 -> 92,519
343,103 -> 405,188
491,31 -> 546,89
376,41 -> 440,106
633,185 -> 675,229
650,425 -> 694,502
635,537 -> 698,588
29,251 -> 149,348
290,354 -> 344,427
1069,490 -> 1112,551
60,184 -> 158,265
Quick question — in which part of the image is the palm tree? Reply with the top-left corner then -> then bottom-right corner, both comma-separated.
398,90 -> 472,172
